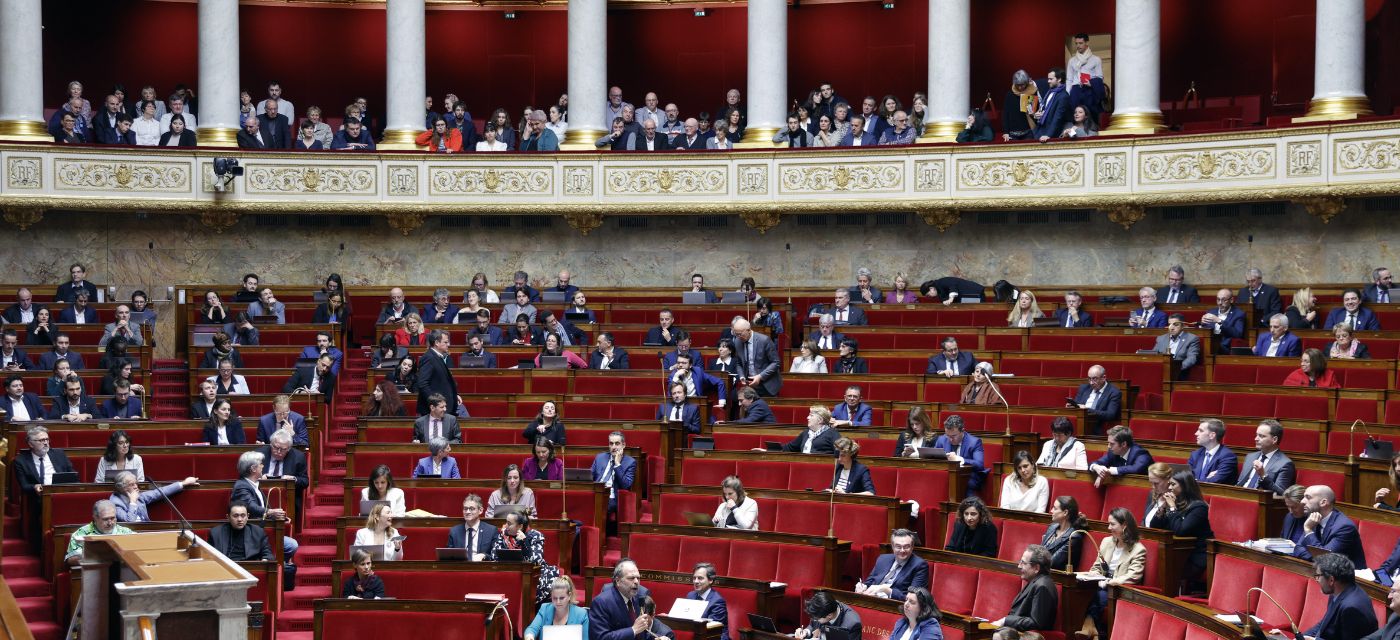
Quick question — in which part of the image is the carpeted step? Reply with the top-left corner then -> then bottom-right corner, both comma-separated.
3,538 -> 29,556
281,585 -> 332,610
17,596 -> 54,622
7,576 -> 52,599
292,565 -> 333,588
3,515 -> 21,538
24,620 -> 63,640
295,544 -> 338,564
2,555 -> 40,580
277,608 -> 316,632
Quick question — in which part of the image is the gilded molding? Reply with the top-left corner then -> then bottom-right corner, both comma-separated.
914,160 -> 946,192
246,165 -> 376,194
6,157 -> 41,189
2,206 -> 44,230
1139,147 -> 1275,183
55,159 -> 190,192
1102,204 -> 1147,230
1286,141 -> 1323,178
957,157 -> 1083,189
200,210 -> 240,233
740,211 -> 781,234
780,163 -> 903,193
737,164 -> 769,195
563,166 -> 594,196
563,211 -> 605,236
429,166 -> 550,195
1296,196 -> 1346,224
1094,152 -> 1128,187
1334,137 -> 1400,175
604,167 -> 725,195
388,166 -> 419,196
918,208 -> 960,232
385,211 -> 427,236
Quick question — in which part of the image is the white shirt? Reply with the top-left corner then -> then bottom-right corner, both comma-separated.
216,426 -> 229,445
354,527 -> 403,561
999,474 -> 1050,513
31,452 -> 54,485
15,306 -> 34,323
360,487 -> 406,516
1036,438 -> 1088,470
9,396 -> 31,421
476,141 -> 508,152
132,117 -> 162,146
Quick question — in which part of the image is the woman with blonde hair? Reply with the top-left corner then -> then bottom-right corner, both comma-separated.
352,503 -> 403,561
1007,290 -> 1043,327
1285,287 -> 1319,329
487,464 -> 538,518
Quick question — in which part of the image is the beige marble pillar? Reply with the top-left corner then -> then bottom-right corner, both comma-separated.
381,0 -> 427,149
1104,0 -> 1166,134
0,0 -> 49,141
1296,0 -> 1372,121
738,0 -> 787,147
920,0 -> 970,142
561,0 -> 607,149
197,0 -> 241,147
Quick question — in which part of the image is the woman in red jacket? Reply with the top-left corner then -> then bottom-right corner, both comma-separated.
415,117 -> 462,153
1282,348 -> 1339,388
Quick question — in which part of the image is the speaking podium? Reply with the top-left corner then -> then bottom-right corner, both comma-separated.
78,530 -> 256,639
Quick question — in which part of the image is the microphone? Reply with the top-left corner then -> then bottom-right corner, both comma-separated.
1244,587 -> 1299,639
1066,529 -> 1092,571
146,471 -> 193,540
827,455 -> 839,538
982,366 -> 1013,436
658,351 -> 668,397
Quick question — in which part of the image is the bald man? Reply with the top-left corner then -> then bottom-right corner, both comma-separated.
1299,484 -> 1367,567
673,118 -> 705,150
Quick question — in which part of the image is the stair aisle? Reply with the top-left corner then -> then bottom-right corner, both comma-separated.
1,512 -> 62,640
273,349 -> 370,639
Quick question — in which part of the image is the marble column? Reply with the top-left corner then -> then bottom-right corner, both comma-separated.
919,0 -> 970,141
1298,0 -> 1371,121
739,0 -> 786,146
0,0 -> 48,141
561,0 -> 606,149
381,0 -> 427,148
197,0 -> 241,147
1104,0 -> 1165,134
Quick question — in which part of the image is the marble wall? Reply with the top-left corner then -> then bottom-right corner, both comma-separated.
4,202 -> 1395,296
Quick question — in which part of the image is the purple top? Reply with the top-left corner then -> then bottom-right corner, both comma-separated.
884,291 -> 918,304
521,456 -> 563,481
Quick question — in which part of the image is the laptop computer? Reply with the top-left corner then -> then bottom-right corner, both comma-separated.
349,544 -> 386,561
103,470 -> 128,483
494,548 -> 525,562
764,441 -> 784,452
416,474 -> 442,479
746,614 -> 779,633
1229,347 -> 1256,356
681,511 -> 713,527
1167,463 -> 1192,476
359,499 -> 390,516
720,292 -> 748,304
564,312 -> 591,322
192,331 -> 218,348
681,292 -> 710,305
916,447 -> 948,459
823,627 -> 853,640
128,310 -> 153,325
492,504 -> 528,519
517,359 -> 537,370
563,468 -> 593,483
252,315 -> 279,325
1366,438 -> 1395,459
961,297 -> 982,304
691,437 -> 715,451
459,355 -> 488,369
667,597 -> 707,620
541,291 -> 567,304
435,547 -> 467,561
542,625 -> 584,640
51,471 -> 80,485
539,356 -> 569,370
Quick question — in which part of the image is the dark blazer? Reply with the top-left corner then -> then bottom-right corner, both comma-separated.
828,305 -> 868,326
542,319 -> 587,346
806,331 -> 847,351
230,477 -> 272,518
1376,538 -> 1400,587
200,348 -> 243,369
522,419 -> 565,446
1,347 -> 32,369
1155,285 -> 1201,305
644,326 -> 680,346
421,305 -> 459,324
46,395 -> 98,419
1187,445 -> 1238,485
861,553 -> 929,600
458,350 -> 498,369
294,139 -> 324,150
503,284 -> 542,303
1073,382 -> 1123,428
14,448 -> 76,495
1090,444 -> 1154,476
299,346 -> 344,376
207,523 -> 273,561
257,445 -> 309,499
1303,584 -> 1378,640
342,574 -> 386,599
237,128 -> 269,149
1252,332 -> 1302,357
926,351 -> 976,375
1280,512 -> 1308,558
624,132 -> 671,150
312,303 -> 350,324
685,588 -> 731,640
505,326 -> 546,347
158,130 -> 197,147
2,303 -> 45,324
203,418 -> 247,445
832,356 -> 868,375
414,414 -> 462,443
934,433 -> 988,490
831,402 -> 873,427
256,113 -> 294,149
736,399 -> 775,423
672,134 -> 707,150
833,461 -> 875,494
1363,284 -> 1394,305
1299,509 -> 1368,568
782,427 -> 840,455
414,349 -> 457,416
1362,614 -> 1400,640
1154,331 -> 1201,375
2,392 -> 45,420
446,521 -> 499,558
465,326 -> 505,347
734,332 -> 782,396
256,411 -> 309,445
946,520 -> 997,557
1201,306 -> 1248,349
190,400 -> 216,420
1033,86 -> 1070,140
1324,306 -> 1381,331
1129,308 -> 1167,329
282,368 -> 336,404
58,305 -> 99,324
54,280 -> 98,304
590,583 -> 652,640
1236,449 -> 1295,494
1041,523 -> 1088,571
1240,284 -> 1284,327
371,346 -> 409,368
1052,308 -> 1095,328
589,348 -> 629,370
1148,499 -> 1214,571
1002,573 -> 1058,631
100,397 -> 143,419
889,617 -> 943,640
657,402 -> 701,434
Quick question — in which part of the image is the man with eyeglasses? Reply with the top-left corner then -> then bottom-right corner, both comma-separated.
447,494 -> 497,561
258,430 -> 308,525
878,110 -> 915,146
604,86 -> 631,130
17,426 -> 77,545
1067,365 -> 1121,434
991,545 -> 1057,632
1304,553 -> 1377,640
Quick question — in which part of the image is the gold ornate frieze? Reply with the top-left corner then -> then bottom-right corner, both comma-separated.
1286,141 -> 1323,178
604,167 -> 726,195
1333,137 -> 1400,176
1139,146 -> 1275,183
388,166 -> 419,196
913,160 -> 946,192
957,157 -> 1082,190
737,164 -> 769,195
55,158 -> 190,192
429,166 -> 551,195
1094,152 -> 1128,187
246,165 -> 376,194
6,157 -> 41,189
779,162 -> 903,194
562,166 -> 594,196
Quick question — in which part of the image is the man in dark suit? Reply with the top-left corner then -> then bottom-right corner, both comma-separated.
1362,579 -> 1400,640
590,333 -> 629,370
207,502 -> 274,561
806,316 -> 846,352
1253,314 -> 1302,357
934,415 -> 988,493
782,408 -> 840,455
413,394 -> 462,443
733,388 -> 775,423
831,385 -> 873,428
1,331 -> 31,370
798,591 -> 862,640
687,562 -> 731,640
54,263 -> 99,304
657,383 -> 702,434
1127,287 -> 1168,329
14,425 -> 77,545
58,291 -> 99,324
1364,267 -> 1394,305
1304,554 -> 1378,639
926,336 -> 976,377
1186,418 -> 1237,485
256,396 -> 309,445
3,374 -> 45,421
644,309 -> 681,346
38,334 -> 84,372
855,529 -> 928,600
459,334 -> 498,369
256,99 -> 294,149
1236,419 -> 1296,495
733,318 -> 782,396
258,431 -> 308,524
237,115 -> 270,149
686,274 -> 720,304
1051,291 -> 1095,328
591,433 -> 637,511
415,330 -> 458,416
623,119 -> 670,150
100,380 -> 143,419
1033,68 -> 1070,143
590,559 -> 652,640
465,309 -> 504,346
668,352 -> 726,403
47,376 -> 97,422
1155,266 -> 1201,305
540,311 -> 586,347
1200,288 -> 1249,351
298,331 -> 344,376
281,354 -> 337,405
1240,268 -> 1284,328
89,94 -> 126,144
502,271 -> 541,303
994,545 -> 1058,631
841,115 -> 879,147
446,494 -> 499,561
1089,426 -> 1155,483
1280,486 -> 1310,558
1299,485 -> 1368,568
1374,537 -> 1400,587
191,380 -> 219,419
1324,289 -> 1381,331
826,290 -> 867,326
672,119 -> 706,150
1067,365 -> 1122,434
2,287 -> 44,325
1153,314 -> 1202,379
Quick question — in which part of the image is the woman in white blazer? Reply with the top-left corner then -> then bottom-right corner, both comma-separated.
712,475 -> 759,529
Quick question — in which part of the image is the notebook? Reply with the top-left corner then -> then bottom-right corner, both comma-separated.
681,292 -> 710,305
541,291 -> 567,304
720,292 -> 748,304
539,356 -> 569,370
359,500 -> 389,516
349,544 -> 386,561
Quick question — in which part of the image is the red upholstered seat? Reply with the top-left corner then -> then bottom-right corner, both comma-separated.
628,534 -> 684,572
392,526 -> 454,560
786,464 -> 833,492
348,568 -> 528,625
1048,477 -> 1105,520
679,459 -> 737,487
1264,567 -> 1315,631
1184,625 -> 1230,640
1204,554 -> 1262,613
320,610 -> 488,639
727,540 -> 780,581
1147,613 -> 1189,640
1358,520 -> 1400,570
1108,599 -> 1155,640
996,520 -> 1046,563
1272,395 -> 1328,421
969,570 -> 1025,621
1170,391 -> 1222,415
1336,396 -> 1380,423
678,537 -> 732,574
929,562 -> 979,615
1203,495 -> 1257,543
711,434 -> 765,450
655,493 -> 722,526
745,461 -> 794,490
